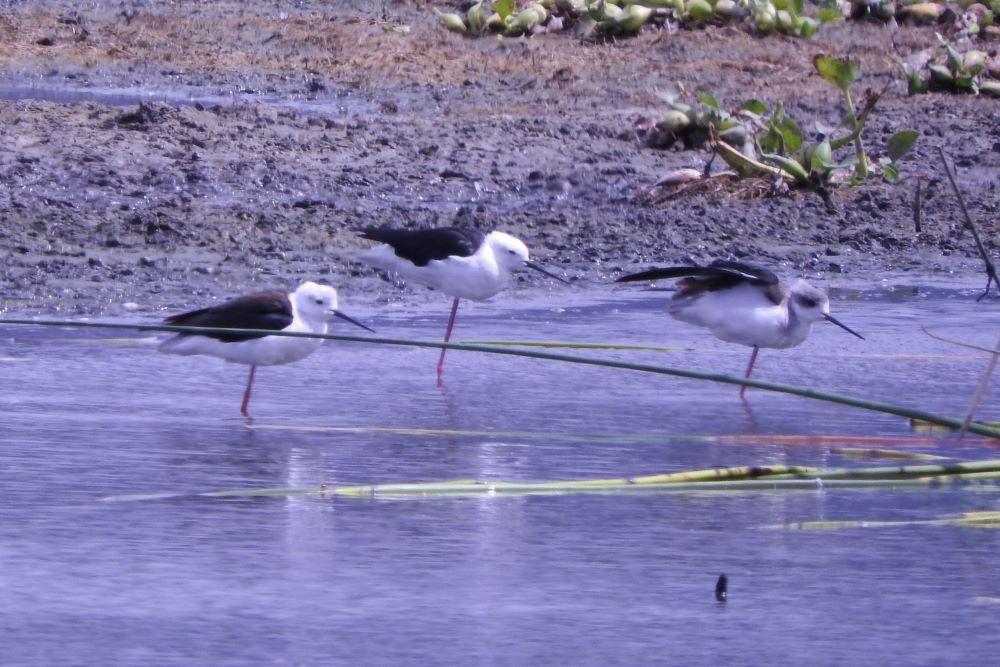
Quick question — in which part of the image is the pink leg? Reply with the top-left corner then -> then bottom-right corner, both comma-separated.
240,365 -> 256,417
437,297 -> 461,381
740,346 -> 759,399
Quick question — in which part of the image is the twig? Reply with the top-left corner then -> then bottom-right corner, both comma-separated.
913,177 -> 922,234
960,332 -> 1000,440
921,326 -> 998,355
938,147 -> 999,301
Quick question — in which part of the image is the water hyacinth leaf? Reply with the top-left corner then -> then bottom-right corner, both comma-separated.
434,9 -> 467,32
964,51 -> 987,76
777,114 -> 804,153
945,43 -> 964,73
817,6 -> 842,22
740,99 -> 768,114
493,0 -> 515,20
697,92 -> 720,109
761,152 -> 810,183
814,55 -> 860,92
466,2 -> 485,31
757,126 -> 782,154
980,81 -> 1000,98
954,74 -> 975,90
887,129 -> 919,162
687,0 -> 714,20
797,17 -> 818,37
929,64 -> 954,86
615,3 -> 653,32
808,139 -> 833,172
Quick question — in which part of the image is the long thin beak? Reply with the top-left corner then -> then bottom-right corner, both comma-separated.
525,260 -> 569,284
333,310 -> 375,333
824,313 -> 864,340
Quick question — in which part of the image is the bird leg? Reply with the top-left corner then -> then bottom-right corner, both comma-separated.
240,365 -> 257,417
437,297 -> 461,382
740,346 -> 759,399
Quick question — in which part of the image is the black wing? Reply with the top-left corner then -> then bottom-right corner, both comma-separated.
616,260 -> 779,287
359,227 -> 486,267
164,290 -> 293,342
617,260 -> 783,303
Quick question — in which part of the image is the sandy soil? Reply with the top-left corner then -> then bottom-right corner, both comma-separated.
0,1 -> 997,315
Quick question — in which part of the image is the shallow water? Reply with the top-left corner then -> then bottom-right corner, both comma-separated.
2,284 -> 1000,665
0,80 -> 382,117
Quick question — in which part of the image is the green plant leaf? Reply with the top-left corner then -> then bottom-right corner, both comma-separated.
817,6 -> 842,22
883,163 -> 899,182
740,99 -> 768,114
954,74 -> 976,90
777,114 -> 804,153
944,44 -> 963,74
906,71 -> 926,96
797,17 -> 818,37
697,92 -> 720,109
758,127 -> 782,154
760,152 -> 810,184
791,0 -> 805,14
814,55 -> 860,92
886,129 -> 919,162
807,139 -> 833,172
494,0 -> 515,20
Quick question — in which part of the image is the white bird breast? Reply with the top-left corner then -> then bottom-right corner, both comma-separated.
159,324 -> 326,366
669,283 -> 813,350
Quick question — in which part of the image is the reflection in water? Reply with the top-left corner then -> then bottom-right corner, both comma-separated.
1,288 -> 1000,663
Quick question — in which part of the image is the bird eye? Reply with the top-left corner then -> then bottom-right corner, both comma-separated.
508,249 -> 517,255
801,297 -> 817,308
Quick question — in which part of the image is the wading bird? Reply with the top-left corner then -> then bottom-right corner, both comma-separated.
617,260 -> 864,398
358,226 -> 567,382
159,281 -> 373,416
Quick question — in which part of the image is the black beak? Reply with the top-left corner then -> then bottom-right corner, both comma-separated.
824,313 -> 864,340
525,260 -> 569,284
334,310 -> 375,333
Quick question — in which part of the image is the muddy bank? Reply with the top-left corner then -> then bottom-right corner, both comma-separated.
0,1 -> 997,316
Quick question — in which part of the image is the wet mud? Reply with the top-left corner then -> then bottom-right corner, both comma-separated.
0,1 -> 997,315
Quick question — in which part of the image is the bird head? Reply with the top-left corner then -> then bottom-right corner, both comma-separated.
293,282 -> 374,333
488,231 -> 568,284
488,231 -> 531,270
789,280 -> 863,340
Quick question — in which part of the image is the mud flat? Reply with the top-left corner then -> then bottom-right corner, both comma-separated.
0,1 -> 996,315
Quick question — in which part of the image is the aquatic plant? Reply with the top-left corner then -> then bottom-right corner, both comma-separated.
829,0 -> 999,37
898,34 -> 1000,97
432,0 -> 830,39
103,459 -> 1000,501
646,55 -> 919,197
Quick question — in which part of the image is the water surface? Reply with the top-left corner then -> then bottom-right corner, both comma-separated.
2,285 -> 999,665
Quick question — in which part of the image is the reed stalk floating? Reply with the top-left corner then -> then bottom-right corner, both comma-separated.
3,317 -> 1000,440
102,468 -> 1000,503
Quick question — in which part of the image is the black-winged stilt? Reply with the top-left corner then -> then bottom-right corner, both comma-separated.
358,226 -> 566,381
616,260 -> 864,398
159,281 -> 373,416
